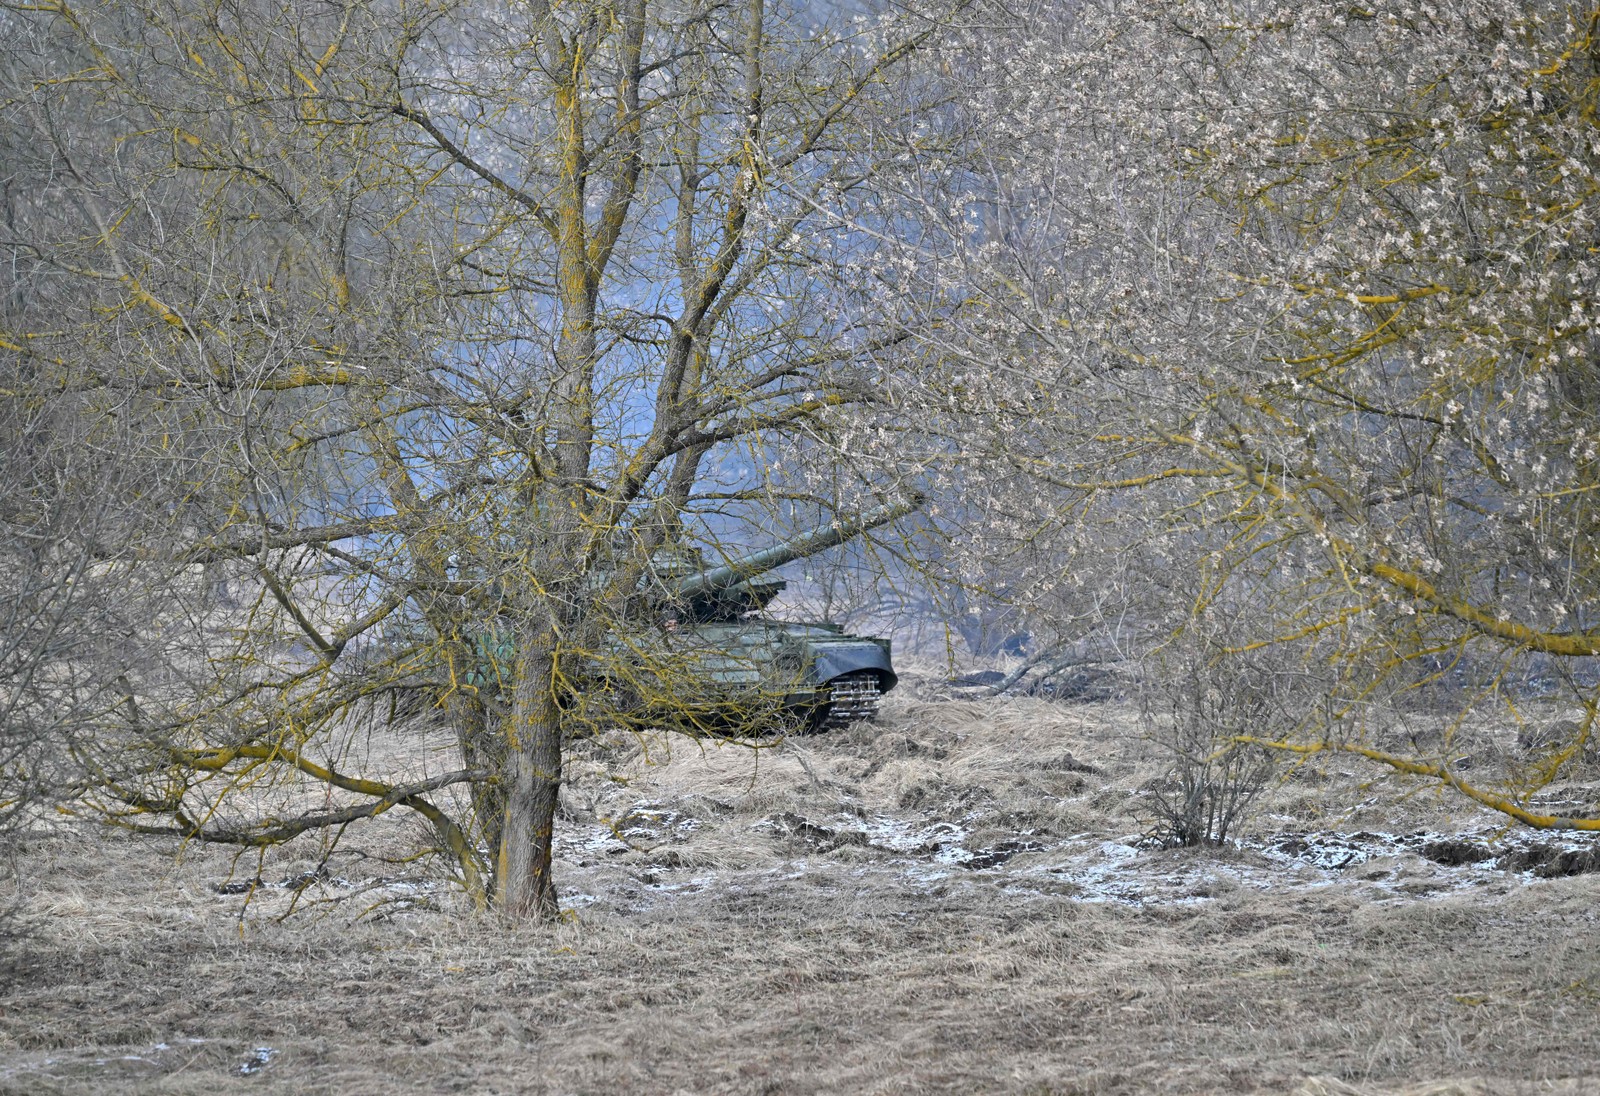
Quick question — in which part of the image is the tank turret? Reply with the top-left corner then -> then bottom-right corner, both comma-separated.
657,495 -> 923,625
673,496 -> 922,601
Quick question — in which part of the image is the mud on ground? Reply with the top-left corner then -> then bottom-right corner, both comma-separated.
3,689 -> 1599,1095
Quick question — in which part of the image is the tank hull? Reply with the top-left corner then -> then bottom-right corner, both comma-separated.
594,620 -> 898,732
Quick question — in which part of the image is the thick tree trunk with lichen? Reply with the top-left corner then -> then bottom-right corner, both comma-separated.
494,618 -> 564,920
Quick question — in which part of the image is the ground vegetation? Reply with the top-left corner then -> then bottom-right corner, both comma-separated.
3,685 -> 1599,1093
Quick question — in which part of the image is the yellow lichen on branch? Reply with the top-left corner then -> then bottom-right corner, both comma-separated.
1231,736 -> 1600,832
122,277 -> 194,333
256,364 -> 355,390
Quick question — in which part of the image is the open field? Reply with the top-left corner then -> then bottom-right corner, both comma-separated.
4,682 -> 1600,1095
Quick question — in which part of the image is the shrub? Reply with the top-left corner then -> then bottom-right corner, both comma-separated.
1139,644 -> 1297,847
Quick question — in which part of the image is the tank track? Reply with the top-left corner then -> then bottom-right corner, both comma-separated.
820,671 -> 882,729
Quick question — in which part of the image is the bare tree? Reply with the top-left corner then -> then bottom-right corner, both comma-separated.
2,0 -> 957,920
886,0 -> 1600,830
0,3 -> 207,937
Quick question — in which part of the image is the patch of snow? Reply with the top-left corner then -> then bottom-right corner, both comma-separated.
236,1046 -> 278,1075
843,812 -> 972,857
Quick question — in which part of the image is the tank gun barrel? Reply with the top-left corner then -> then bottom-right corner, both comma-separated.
673,495 -> 922,601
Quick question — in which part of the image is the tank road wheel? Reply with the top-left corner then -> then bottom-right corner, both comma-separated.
816,670 -> 883,731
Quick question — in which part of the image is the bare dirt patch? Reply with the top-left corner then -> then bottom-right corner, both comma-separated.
3,693 -> 1598,1094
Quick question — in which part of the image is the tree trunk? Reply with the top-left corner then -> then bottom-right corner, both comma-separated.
445,689 -> 503,899
495,622 -> 563,921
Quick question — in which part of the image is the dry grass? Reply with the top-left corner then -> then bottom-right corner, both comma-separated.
3,690 -> 1598,1095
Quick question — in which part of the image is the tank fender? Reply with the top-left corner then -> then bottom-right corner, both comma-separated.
801,638 -> 898,693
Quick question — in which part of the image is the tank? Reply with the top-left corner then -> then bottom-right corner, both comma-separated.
467,497 -> 921,732
632,496 -> 922,731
